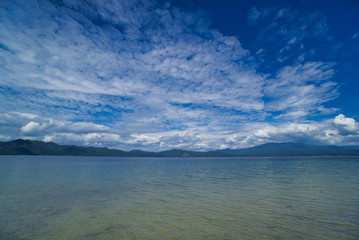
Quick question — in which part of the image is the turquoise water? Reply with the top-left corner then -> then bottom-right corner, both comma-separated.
0,156 -> 358,240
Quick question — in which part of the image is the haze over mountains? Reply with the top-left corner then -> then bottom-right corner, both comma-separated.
1,139 -> 359,157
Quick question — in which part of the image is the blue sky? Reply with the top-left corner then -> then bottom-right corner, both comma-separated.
0,0 -> 358,151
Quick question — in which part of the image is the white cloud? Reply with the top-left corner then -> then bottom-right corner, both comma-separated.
276,62 -> 335,83
265,62 -> 338,117
333,114 -> 358,135
236,115 -> 359,147
1,111 -> 112,141
21,122 -> 48,135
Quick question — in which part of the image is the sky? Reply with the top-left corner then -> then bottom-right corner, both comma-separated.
0,0 -> 359,151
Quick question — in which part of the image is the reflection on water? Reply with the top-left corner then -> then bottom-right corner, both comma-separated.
0,156 -> 359,239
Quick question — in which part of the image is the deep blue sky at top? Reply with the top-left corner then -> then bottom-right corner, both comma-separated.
173,0 -> 359,118
0,0 -> 358,150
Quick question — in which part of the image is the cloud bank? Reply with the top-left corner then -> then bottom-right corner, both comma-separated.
1,112 -> 359,151
0,0 -> 358,150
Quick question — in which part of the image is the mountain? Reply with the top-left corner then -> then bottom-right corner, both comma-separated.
0,139 -> 133,157
217,142 -> 359,156
0,139 -> 359,157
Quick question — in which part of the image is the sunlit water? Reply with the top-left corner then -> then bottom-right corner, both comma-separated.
0,156 -> 358,240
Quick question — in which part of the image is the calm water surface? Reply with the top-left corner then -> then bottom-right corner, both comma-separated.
0,156 -> 358,240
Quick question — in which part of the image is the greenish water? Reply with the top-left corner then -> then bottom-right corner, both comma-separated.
0,156 -> 358,240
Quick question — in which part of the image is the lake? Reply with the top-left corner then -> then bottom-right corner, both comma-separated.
0,156 -> 358,240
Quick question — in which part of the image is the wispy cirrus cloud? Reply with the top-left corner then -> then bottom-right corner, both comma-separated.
265,61 -> 338,118
0,0 -> 263,112
248,6 -> 331,66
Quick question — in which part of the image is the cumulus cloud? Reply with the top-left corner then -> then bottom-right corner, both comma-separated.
333,114 -> 358,135
21,122 -> 48,135
0,112 -> 112,143
43,133 -> 122,147
235,114 -> 359,147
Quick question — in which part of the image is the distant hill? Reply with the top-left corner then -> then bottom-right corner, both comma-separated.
217,142 -> 359,156
0,139 -> 359,157
0,139 -> 133,157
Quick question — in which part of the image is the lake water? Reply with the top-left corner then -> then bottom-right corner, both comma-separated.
0,156 -> 358,240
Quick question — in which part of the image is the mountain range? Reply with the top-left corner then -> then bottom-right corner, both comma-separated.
1,139 -> 359,157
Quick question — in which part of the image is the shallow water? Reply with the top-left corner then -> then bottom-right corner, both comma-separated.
0,156 -> 358,240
